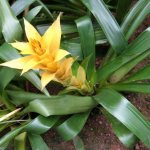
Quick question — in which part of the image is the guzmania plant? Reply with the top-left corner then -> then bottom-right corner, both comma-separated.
0,0 -> 150,149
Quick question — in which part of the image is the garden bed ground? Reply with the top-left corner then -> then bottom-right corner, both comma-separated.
43,15 -> 150,150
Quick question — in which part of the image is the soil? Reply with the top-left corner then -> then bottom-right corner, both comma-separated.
43,5 -> 150,150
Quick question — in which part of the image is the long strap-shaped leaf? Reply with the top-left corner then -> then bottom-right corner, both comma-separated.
0,68 -> 17,92
75,16 -> 95,80
25,115 -> 59,134
81,0 -> 127,54
0,0 -> 23,42
23,96 -> 97,116
6,90 -> 48,105
109,49 -> 150,83
0,115 -> 59,147
14,132 -> 27,150
102,109 -> 138,148
11,0 -> 36,16
57,111 -> 90,141
94,88 -> 150,148
123,65 -> 150,83
28,134 -> 49,150
122,0 -> 150,40
25,6 -> 42,22
97,28 -> 150,83
116,0 -> 132,24
109,83 -> 150,94
101,0 -> 150,64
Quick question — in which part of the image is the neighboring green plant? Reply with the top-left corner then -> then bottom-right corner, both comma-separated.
0,0 -> 150,149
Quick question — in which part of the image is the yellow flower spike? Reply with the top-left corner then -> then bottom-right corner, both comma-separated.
69,66 -> 90,92
0,14 -> 69,78
40,58 -> 74,89
56,58 -> 74,82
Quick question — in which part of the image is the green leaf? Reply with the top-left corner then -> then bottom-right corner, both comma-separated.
81,0 -> 127,54
25,115 -> 59,134
0,0 -> 23,42
28,134 -> 49,150
0,92 -> 15,111
97,28 -> 150,83
0,68 -> 17,92
24,96 -> 97,116
109,49 -> 150,83
122,0 -> 150,40
102,109 -> 138,148
23,71 -> 49,96
0,126 -> 25,148
109,83 -> 150,94
6,90 -> 48,105
25,6 -> 42,22
57,112 -> 90,141
75,16 -> 95,80
61,42 -> 83,60
94,88 -> 150,148
35,0 -> 53,20
0,115 -> 59,148
104,0 -> 150,63
37,23 -> 77,35
14,132 -> 27,150
11,0 -> 36,16
123,65 -> 150,83
116,0 -> 132,24
73,136 -> 85,150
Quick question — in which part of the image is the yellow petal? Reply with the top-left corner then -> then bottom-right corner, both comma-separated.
10,42 -> 34,54
41,71 -> 55,89
42,14 -> 61,55
77,66 -> 86,82
57,58 -> 73,80
21,57 -> 40,74
24,19 -> 41,42
47,62 -> 58,73
55,49 -> 70,61
0,56 -> 33,69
